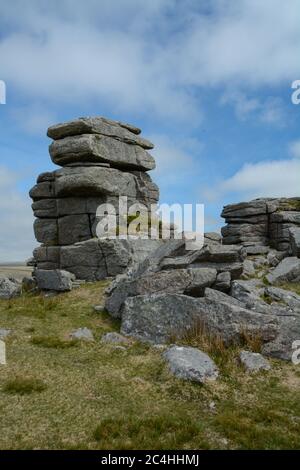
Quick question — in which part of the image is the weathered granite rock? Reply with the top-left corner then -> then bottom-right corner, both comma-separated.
105,267 -> 217,318
267,257 -> 300,284
289,227 -> 300,257
47,116 -> 154,149
242,259 -> 256,279
0,277 -> 21,300
221,198 -> 300,250
49,134 -> 155,171
163,346 -> 219,383
34,269 -> 75,292
213,271 -> 231,292
239,351 -> 271,373
30,116 -> 161,281
120,293 -> 278,344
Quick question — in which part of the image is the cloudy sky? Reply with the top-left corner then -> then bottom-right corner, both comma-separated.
0,0 -> 300,261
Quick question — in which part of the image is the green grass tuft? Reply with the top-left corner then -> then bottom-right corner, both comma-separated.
3,377 -> 47,395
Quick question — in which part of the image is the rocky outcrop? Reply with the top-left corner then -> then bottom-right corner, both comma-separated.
30,116 -> 162,289
221,198 -> 300,252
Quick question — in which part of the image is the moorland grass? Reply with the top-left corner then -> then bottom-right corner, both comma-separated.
0,280 -> 299,449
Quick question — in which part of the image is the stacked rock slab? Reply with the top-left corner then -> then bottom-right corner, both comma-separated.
221,198 -> 300,252
30,117 -> 160,283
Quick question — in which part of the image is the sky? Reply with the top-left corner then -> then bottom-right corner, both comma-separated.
0,0 -> 300,261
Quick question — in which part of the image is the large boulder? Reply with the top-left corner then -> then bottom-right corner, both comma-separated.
49,134 -> 155,171
105,267 -> 217,318
266,257 -> 300,284
163,346 -> 219,383
0,277 -> 21,300
120,293 -> 278,344
34,269 -> 75,291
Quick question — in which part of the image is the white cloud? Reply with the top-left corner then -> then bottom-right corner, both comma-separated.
205,158 -> 300,203
0,166 -> 35,262
0,0 -> 299,124
220,91 -> 286,126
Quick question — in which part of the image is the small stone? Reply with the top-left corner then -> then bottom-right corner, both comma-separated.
0,277 -> 21,300
163,345 -> 219,383
101,332 -> 130,344
93,305 -> 105,312
0,328 -> 12,340
239,350 -> 271,373
70,327 -> 94,341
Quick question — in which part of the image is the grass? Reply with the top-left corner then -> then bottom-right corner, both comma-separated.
3,376 -> 47,395
279,282 -> 300,296
0,280 -> 299,449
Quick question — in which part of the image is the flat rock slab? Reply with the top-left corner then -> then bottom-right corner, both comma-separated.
120,293 -> 278,345
163,346 -> 219,383
47,116 -> 154,149
49,134 -> 155,171
239,350 -> 271,372
267,257 -> 300,284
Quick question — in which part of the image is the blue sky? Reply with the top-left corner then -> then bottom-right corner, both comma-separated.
0,0 -> 300,261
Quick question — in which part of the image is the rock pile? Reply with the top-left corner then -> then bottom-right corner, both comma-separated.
221,198 -> 300,252
29,116 -> 162,288
105,208 -> 300,360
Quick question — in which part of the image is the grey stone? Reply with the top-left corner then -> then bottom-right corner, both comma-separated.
0,277 -> 21,300
32,199 -> 57,218
264,286 -> 300,311
101,332 -> 130,344
105,267 -> 217,319
221,200 -> 268,218
70,327 -> 94,341
204,287 -> 243,306
245,245 -> 270,255
289,227 -> 300,257
29,181 -> 55,200
93,305 -> 105,312
239,351 -> 271,372
212,271 -> 231,292
58,214 -> 91,245
242,259 -> 256,279
267,257 -> 300,284
33,218 -> 58,245
195,244 -> 247,263
267,249 -> 286,267
163,346 -> 219,383
49,134 -> 155,171
22,276 -> 37,293
0,328 -> 12,339
34,269 -> 75,291
47,116 -> 153,149
191,261 -> 244,279
120,293 -> 278,345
